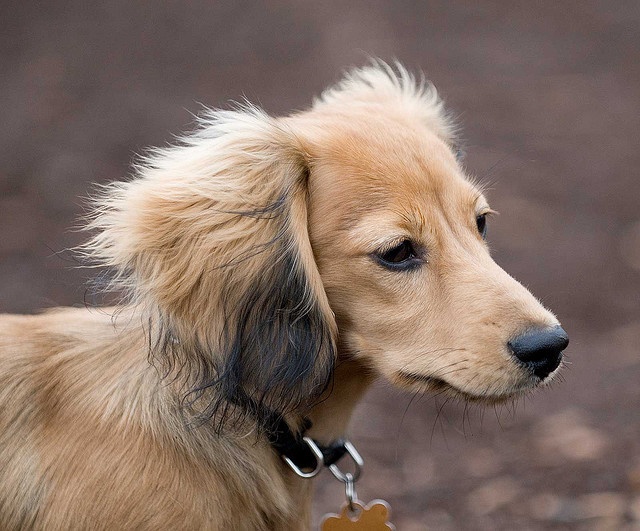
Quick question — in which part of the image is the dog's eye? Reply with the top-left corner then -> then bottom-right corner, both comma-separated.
374,240 -> 420,271
476,214 -> 487,239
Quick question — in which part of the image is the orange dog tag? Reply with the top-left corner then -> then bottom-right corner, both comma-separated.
321,500 -> 395,530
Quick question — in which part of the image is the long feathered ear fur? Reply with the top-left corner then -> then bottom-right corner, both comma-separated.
84,106 -> 337,429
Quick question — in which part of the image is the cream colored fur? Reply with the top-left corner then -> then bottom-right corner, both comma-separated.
0,63 -> 561,530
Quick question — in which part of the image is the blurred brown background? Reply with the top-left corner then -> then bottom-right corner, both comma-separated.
1,1 -> 639,529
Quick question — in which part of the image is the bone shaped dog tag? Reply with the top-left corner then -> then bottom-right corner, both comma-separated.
321,500 -> 395,530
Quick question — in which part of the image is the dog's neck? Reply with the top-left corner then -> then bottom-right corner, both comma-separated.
305,358 -> 374,444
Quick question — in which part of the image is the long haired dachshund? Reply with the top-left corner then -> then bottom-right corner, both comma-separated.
0,63 -> 568,530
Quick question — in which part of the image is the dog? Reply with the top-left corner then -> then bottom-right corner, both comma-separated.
0,62 -> 568,530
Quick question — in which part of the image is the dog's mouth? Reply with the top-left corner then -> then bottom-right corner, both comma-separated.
395,370 -> 535,402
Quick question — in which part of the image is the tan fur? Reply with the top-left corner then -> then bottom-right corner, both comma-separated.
0,63 -> 561,530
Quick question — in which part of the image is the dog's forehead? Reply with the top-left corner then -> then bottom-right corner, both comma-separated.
306,116 -> 478,226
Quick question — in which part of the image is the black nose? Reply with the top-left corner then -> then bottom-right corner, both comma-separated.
508,326 -> 569,380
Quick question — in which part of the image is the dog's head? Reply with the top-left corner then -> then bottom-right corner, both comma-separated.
87,63 -> 567,424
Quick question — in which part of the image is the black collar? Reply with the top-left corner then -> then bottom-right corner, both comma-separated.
229,391 -> 348,474
262,408 -> 348,473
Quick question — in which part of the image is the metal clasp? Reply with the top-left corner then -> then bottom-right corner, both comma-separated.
328,440 -> 364,513
328,440 -> 363,483
282,436 -> 324,478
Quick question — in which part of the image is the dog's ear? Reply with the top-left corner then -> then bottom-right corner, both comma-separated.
86,107 -> 336,425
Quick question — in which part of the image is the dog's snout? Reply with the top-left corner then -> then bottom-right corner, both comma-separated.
508,325 -> 569,380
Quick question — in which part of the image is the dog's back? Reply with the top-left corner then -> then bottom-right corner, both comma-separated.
0,310 -> 178,529
0,310 -> 304,530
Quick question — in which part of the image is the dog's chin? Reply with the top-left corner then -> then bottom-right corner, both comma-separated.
394,370 -> 543,403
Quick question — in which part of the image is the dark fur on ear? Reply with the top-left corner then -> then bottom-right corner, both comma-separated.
84,106 -> 337,430
198,245 -> 335,430
175,199 -> 336,430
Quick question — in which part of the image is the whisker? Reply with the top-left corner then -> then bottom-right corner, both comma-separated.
430,396 -> 452,449
395,390 -> 421,460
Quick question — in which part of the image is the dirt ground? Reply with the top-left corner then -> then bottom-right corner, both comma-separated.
1,1 -> 639,529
